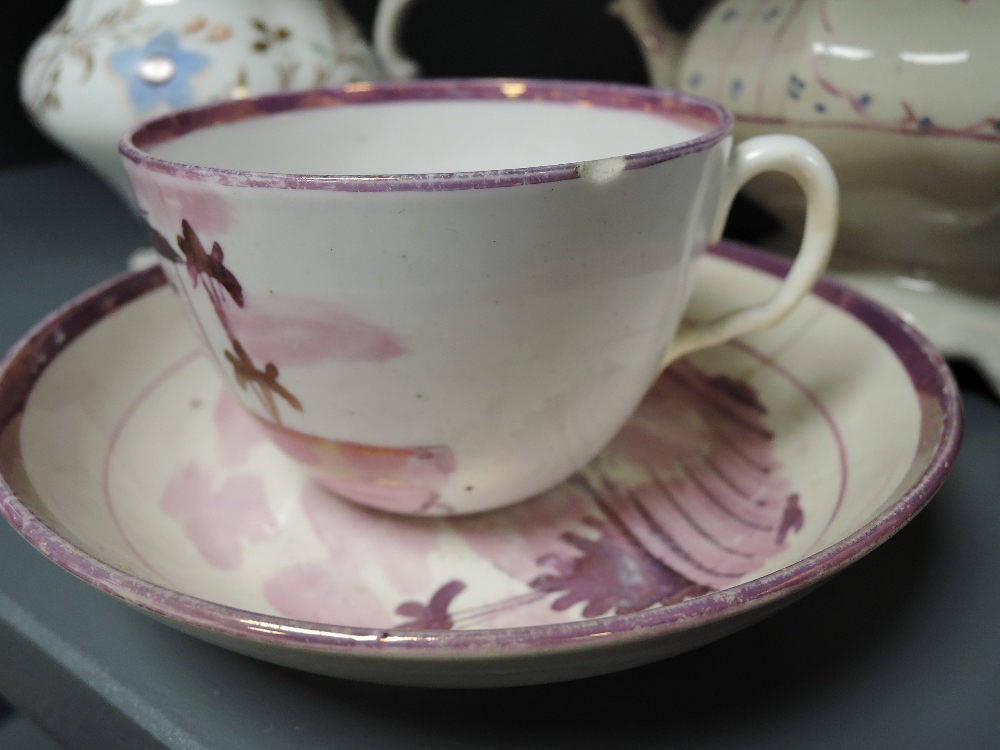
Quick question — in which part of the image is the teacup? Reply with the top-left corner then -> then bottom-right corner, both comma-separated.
121,79 -> 838,516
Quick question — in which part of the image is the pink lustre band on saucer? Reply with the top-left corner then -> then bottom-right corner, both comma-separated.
119,79 -> 734,192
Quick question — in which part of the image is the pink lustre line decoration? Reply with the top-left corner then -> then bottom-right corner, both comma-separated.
123,81 -> 733,192
101,347 -> 203,586
738,113 -> 1000,143
753,0 -> 807,113
818,0 -> 834,34
802,51 -> 1000,142
730,339 -> 848,550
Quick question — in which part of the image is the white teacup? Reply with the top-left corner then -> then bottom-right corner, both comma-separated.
121,79 -> 837,516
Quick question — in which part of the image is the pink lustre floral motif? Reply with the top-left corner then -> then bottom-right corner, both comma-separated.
254,359 -> 804,629
262,481 -> 441,627
161,462 -> 278,571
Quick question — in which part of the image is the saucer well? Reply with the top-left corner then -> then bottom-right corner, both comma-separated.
0,242 -> 961,687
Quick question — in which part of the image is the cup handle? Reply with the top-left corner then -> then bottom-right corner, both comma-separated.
661,134 -> 839,369
373,0 -> 423,79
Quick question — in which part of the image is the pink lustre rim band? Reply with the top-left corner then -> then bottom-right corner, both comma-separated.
119,79 -> 734,192
0,243 -> 963,659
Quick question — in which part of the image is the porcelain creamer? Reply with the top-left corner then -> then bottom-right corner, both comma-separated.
21,0 -> 409,206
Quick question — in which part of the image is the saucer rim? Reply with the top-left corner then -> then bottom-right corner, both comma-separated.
0,242 -> 963,660
120,79 -> 734,193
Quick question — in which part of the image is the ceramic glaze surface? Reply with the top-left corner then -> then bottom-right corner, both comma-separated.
609,0 -> 1000,283
20,0 -> 383,206
149,100 -> 709,175
0,244 -> 961,686
120,80 -> 837,515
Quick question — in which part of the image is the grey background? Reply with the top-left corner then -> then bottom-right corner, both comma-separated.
1,1 -> 999,746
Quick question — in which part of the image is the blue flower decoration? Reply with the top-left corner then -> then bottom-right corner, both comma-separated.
110,31 -> 210,114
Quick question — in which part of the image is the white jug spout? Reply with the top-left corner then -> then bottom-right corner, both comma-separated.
607,0 -> 685,88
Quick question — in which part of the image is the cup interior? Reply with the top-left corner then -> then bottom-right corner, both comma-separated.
127,80 -> 731,179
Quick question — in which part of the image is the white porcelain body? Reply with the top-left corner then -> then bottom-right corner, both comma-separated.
121,81 -> 836,516
610,0 -> 1000,287
20,0 -> 383,207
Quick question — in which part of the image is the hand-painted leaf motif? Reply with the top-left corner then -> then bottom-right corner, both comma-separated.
395,581 -> 466,630
145,223 -> 181,263
177,220 -> 243,307
225,339 -> 302,422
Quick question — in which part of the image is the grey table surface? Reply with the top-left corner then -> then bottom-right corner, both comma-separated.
1,161 -> 999,750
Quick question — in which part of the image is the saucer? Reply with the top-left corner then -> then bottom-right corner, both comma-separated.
0,242 -> 961,687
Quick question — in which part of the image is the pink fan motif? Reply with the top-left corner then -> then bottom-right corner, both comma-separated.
589,360 -> 802,590
452,359 -> 803,620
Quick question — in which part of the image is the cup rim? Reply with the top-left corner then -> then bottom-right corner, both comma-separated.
119,78 -> 734,192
